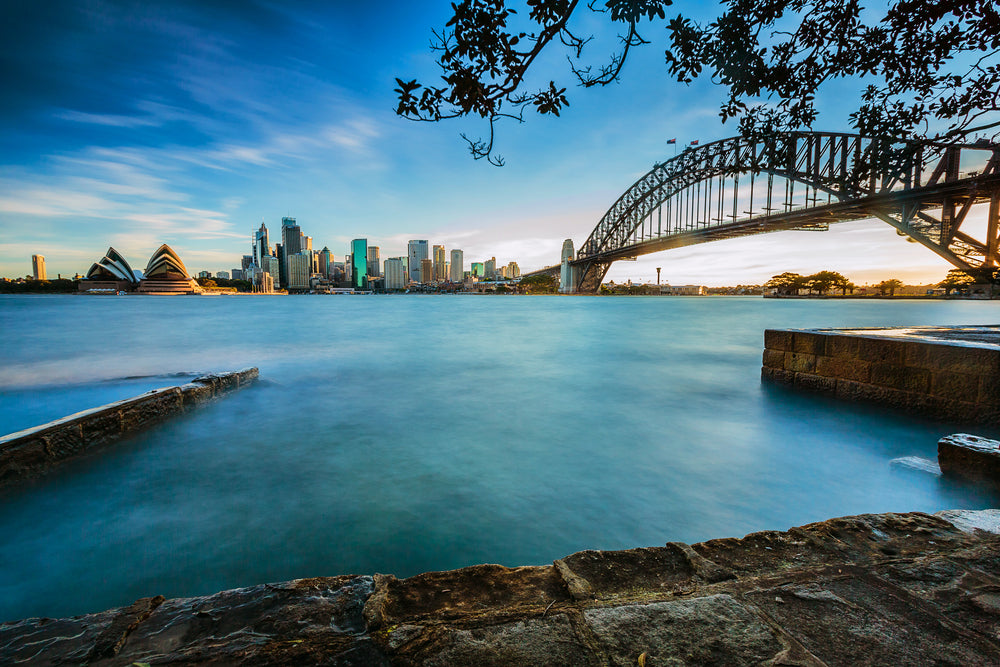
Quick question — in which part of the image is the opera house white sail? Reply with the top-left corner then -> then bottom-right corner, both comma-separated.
137,244 -> 201,294
81,247 -> 140,292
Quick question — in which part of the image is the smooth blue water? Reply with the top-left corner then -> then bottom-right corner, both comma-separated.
1,294 -> 999,622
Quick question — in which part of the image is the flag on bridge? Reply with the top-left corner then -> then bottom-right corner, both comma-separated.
667,138 -> 676,144
690,140 -> 699,146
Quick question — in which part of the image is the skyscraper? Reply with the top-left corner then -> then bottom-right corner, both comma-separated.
484,257 -> 496,280
420,258 -> 434,283
471,262 -> 484,278
287,253 -> 311,290
254,222 -> 270,267
450,249 -> 464,282
433,245 -> 446,281
351,239 -> 368,289
31,255 -> 46,281
384,257 -> 406,290
367,246 -> 381,278
319,247 -> 332,278
407,240 -> 428,284
280,217 -> 301,287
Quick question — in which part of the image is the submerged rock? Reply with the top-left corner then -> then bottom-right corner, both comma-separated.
938,433 -> 1000,485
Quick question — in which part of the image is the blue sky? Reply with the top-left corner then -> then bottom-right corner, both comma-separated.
0,0 -> 977,285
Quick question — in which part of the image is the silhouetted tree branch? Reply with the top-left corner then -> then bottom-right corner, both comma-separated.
396,0 -> 1000,165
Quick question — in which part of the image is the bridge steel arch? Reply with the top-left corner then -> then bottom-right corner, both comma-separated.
569,132 -> 1000,293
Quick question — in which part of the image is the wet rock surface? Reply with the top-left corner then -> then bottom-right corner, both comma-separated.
939,433 -> 1000,485
3,510 -> 1000,665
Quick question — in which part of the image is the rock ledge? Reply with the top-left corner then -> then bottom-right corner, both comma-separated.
3,510 -> 1000,665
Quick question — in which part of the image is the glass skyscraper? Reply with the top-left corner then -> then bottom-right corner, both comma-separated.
351,239 -> 368,290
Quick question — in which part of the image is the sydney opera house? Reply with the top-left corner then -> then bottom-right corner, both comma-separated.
81,244 -> 202,294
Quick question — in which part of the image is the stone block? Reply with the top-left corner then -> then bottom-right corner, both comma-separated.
554,546 -> 695,601
0,436 -> 50,482
80,408 -> 123,447
763,329 -> 793,352
794,372 -> 837,394
905,342 -> 1000,374
824,334 -> 860,359
815,355 -> 870,383
120,389 -> 183,432
417,615 -> 588,666
42,422 -> 85,459
939,434 -> 1000,485
584,595 -> 786,666
762,348 -> 785,369
930,371 -> 981,403
370,564 -> 568,626
855,337 -> 906,365
761,367 -> 795,384
793,331 -> 827,355
235,367 -> 259,387
978,373 -> 1000,404
180,381 -> 214,407
786,352 -> 816,373
745,574 -> 997,665
870,363 -> 930,393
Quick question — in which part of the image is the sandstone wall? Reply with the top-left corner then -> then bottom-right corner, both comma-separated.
762,328 -> 1000,424
0,368 -> 258,487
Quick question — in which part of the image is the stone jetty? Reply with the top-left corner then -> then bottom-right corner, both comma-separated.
762,325 -> 1000,424
0,368 -> 258,487
3,509 -> 1000,665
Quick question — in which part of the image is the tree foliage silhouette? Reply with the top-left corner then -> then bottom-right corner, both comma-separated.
396,0 -> 999,165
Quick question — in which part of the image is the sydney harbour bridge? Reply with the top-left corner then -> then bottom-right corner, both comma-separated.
526,131 -> 1000,293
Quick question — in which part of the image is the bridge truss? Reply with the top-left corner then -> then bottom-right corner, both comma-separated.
566,132 -> 1000,293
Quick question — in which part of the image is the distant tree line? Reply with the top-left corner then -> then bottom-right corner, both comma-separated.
0,278 -> 80,294
196,277 -> 252,292
765,271 -> 855,296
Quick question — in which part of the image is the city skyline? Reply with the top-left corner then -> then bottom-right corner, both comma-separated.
0,2 -> 987,286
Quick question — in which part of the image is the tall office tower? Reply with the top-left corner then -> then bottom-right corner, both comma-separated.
231,269 -> 244,280
241,255 -> 254,272
351,239 -> 368,289
407,240 -> 429,283
450,249 -> 464,282
31,254 -> 46,280
304,236 -> 312,253
432,245 -> 446,281
275,243 -> 285,287
384,257 -> 406,290
319,247 -> 331,278
254,222 -> 270,266
560,238 -> 576,293
366,246 -> 381,278
506,262 -> 521,279
287,253 -> 311,290
484,257 -> 496,280
263,255 -> 280,286
281,217 -> 301,287
420,258 -> 434,283
471,262 -> 484,277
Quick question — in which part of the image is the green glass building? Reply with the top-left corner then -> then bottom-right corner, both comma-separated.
351,239 -> 368,289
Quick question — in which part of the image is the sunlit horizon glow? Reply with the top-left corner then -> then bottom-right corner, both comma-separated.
0,2 -> 977,287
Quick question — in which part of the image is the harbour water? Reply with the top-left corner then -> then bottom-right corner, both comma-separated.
1,294 -> 999,623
